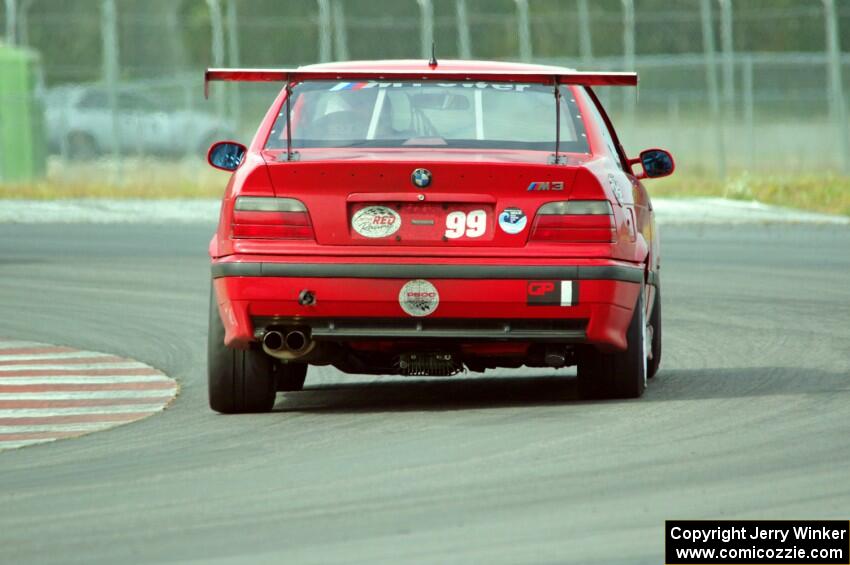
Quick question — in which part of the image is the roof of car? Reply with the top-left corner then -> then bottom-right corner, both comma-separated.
298,59 -> 579,75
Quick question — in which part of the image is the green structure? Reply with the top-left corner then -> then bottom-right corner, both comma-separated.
0,43 -> 46,182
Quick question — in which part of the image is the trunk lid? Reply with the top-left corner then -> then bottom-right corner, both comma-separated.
263,158 -> 583,248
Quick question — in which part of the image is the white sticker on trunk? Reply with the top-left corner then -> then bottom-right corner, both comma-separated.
399,279 -> 439,317
351,206 -> 401,238
498,208 -> 527,234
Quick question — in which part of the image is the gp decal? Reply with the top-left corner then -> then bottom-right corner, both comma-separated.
526,281 -> 578,306
351,206 -> 401,238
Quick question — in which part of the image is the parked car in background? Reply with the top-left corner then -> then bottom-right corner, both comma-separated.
45,85 -> 236,159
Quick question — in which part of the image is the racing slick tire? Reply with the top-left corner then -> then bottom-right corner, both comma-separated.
276,363 -> 308,392
207,289 -> 276,413
577,285 -> 647,399
647,285 -> 662,379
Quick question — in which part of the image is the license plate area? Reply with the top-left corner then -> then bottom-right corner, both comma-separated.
349,202 -> 495,244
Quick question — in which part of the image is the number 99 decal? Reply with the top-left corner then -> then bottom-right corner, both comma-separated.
445,210 -> 487,239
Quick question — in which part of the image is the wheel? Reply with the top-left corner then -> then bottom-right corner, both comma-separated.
578,284 -> 647,399
647,284 -> 662,379
276,362 -> 308,392
67,132 -> 98,160
207,288 -> 276,413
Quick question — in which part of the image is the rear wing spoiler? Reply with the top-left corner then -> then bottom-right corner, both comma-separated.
204,67 -> 638,98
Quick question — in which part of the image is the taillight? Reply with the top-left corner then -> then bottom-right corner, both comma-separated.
232,196 -> 314,239
531,200 -> 616,242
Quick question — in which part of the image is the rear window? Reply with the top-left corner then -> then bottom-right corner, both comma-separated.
267,81 -> 588,153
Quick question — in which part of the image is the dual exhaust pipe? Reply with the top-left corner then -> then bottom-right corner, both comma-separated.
262,329 -> 314,360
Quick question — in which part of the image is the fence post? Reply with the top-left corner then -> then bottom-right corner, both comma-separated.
101,0 -> 121,181
332,0 -> 348,61
206,0 -> 226,121
456,0 -> 471,58
718,0 -> 734,116
823,0 -> 849,173
514,0 -> 532,62
20,0 -> 35,47
4,0 -> 16,45
226,0 -> 240,131
621,0 -> 635,130
743,55 -> 754,171
163,1 -> 193,156
700,0 -> 725,179
416,0 -> 433,60
577,0 -> 593,66
317,0 -> 332,62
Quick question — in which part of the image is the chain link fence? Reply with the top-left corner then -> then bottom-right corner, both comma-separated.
1,0 -> 848,184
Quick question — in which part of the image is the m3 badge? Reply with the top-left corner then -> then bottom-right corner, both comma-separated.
527,181 -> 564,191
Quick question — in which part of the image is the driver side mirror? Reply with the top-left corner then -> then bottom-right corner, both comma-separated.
207,141 -> 246,171
630,148 -> 675,179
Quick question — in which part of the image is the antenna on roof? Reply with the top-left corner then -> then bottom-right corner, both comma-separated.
428,42 -> 438,69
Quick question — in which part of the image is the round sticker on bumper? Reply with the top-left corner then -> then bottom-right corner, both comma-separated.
498,208 -> 527,234
352,206 -> 401,238
399,279 -> 439,317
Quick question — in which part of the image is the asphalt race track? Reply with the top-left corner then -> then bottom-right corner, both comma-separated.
0,222 -> 848,565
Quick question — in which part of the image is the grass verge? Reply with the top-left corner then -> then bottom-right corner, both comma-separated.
0,158 -> 228,199
649,173 -> 850,217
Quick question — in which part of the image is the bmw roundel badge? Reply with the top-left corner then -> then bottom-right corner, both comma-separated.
411,168 -> 432,188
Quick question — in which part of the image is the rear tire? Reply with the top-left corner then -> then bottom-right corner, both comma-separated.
578,285 -> 647,399
647,284 -> 662,379
207,288 -> 276,413
276,363 -> 308,392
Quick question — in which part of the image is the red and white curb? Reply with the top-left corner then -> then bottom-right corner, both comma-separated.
0,339 -> 178,451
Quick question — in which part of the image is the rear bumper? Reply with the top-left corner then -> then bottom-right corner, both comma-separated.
211,258 -> 644,351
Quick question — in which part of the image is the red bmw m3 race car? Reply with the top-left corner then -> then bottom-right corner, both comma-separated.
205,59 -> 674,413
